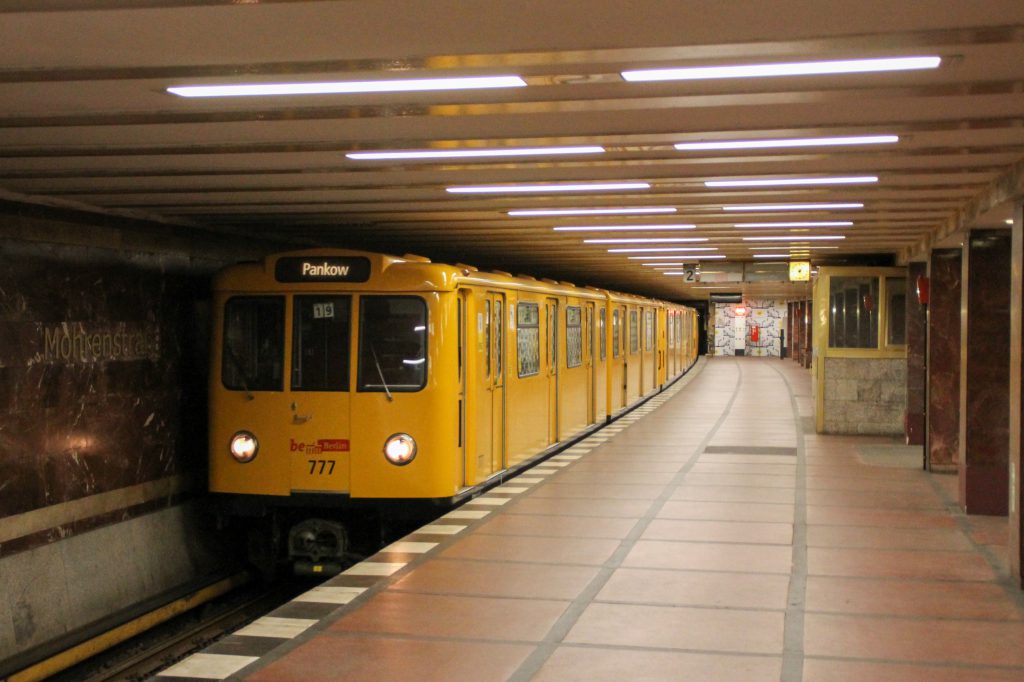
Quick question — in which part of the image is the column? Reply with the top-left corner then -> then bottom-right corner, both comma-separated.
905,262 -> 927,445
927,249 -> 962,471
1009,201 -> 1023,582
958,230 -> 1011,515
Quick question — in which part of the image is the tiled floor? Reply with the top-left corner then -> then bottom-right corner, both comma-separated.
158,357 -> 1024,682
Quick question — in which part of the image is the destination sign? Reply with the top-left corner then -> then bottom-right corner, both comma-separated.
275,257 -> 371,283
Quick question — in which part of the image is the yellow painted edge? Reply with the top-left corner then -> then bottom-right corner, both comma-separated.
9,572 -> 250,682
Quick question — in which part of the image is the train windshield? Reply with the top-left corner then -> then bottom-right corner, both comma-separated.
357,296 -> 427,392
222,296 -> 285,391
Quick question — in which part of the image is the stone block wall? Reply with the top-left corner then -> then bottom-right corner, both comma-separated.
823,357 -> 907,435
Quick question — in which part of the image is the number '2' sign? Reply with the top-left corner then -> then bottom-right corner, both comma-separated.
682,264 -> 700,283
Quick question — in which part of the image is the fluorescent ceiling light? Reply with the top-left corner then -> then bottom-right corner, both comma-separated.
628,255 -> 713,260
448,182 -> 649,194
168,75 -> 527,98
749,246 -> 839,250
734,221 -> 853,228
723,203 -> 864,211
639,257 -> 728,264
706,176 -> 877,188
752,255 -> 794,259
622,56 -> 940,82
508,207 -> 676,217
675,135 -> 897,151
1007,219 -> 1015,225
743,235 -> 845,241
553,224 -> 694,231
609,247 -> 718,253
584,237 -> 708,244
347,146 -> 604,160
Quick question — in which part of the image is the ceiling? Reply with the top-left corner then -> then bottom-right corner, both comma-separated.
1,1 -> 1023,300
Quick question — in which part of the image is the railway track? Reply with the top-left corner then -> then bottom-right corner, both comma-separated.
9,574 -> 308,682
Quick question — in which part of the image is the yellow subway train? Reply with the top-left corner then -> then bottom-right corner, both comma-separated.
209,249 -> 698,573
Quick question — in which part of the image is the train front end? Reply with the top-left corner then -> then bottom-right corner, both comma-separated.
208,250 -> 459,575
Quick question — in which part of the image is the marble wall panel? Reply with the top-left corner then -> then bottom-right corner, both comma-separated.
0,241 -> 215,549
960,231 -> 1011,515
927,249 -> 962,471
905,262 -> 928,445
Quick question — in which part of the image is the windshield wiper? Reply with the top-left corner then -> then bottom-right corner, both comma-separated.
370,344 -> 394,402
224,345 -> 255,401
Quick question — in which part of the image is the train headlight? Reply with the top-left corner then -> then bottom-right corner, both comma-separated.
229,431 -> 259,463
383,433 -> 417,466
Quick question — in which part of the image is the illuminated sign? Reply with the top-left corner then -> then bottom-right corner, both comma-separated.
789,261 -> 811,282
275,257 -> 371,283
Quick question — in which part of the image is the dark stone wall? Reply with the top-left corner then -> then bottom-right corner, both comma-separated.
0,202 -> 276,558
0,240 -> 212,553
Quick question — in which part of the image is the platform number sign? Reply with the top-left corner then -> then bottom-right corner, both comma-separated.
682,264 -> 700,283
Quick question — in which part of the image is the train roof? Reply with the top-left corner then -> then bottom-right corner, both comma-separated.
214,248 -> 687,308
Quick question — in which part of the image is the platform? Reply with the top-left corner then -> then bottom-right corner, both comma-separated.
158,357 -> 1024,681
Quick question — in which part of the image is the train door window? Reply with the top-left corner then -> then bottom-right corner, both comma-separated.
644,310 -> 654,351
223,296 -> 284,391
630,310 -> 639,354
517,302 -> 540,377
599,308 -> 607,360
668,312 -> 675,350
566,306 -> 582,368
357,296 -> 428,392
546,301 -> 559,370
484,299 -> 492,377
493,299 -> 503,379
610,307 -> 618,358
291,296 -> 351,391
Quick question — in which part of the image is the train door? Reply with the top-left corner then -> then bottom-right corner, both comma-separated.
596,305 -> 608,421
490,293 -> 506,474
667,310 -> 676,376
546,297 -> 559,444
585,302 -> 595,424
462,289 -> 506,485
648,308 -> 658,390
621,305 -> 629,406
287,294 -> 352,494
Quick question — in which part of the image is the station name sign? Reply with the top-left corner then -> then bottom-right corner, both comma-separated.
275,257 -> 371,283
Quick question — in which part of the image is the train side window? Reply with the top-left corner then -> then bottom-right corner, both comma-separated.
599,308 -> 607,360
222,296 -> 284,391
644,310 -> 654,351
630,310 -> 639,354
612,309 -> 620,359
566,306 -> 582,368
357,296 -> 428,392
292,296 -> 351,391
517,302 -> 540,377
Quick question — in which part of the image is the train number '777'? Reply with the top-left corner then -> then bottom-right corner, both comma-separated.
308,459 -> 336,475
